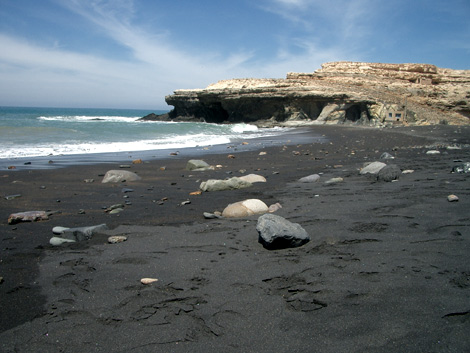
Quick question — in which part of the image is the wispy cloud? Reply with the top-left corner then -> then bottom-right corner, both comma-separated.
0,0 -> 364,108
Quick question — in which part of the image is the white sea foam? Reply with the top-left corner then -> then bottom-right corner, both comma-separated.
0,134 -> 233,159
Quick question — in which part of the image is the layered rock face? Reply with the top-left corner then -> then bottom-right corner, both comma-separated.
147,62 -> 470,126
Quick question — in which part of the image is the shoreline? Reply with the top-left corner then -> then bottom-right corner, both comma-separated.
1,124 -> 469,352
0,127 -> 321,171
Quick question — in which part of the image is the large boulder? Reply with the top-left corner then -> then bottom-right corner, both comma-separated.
377,164 -> 401,182
102,170 -> 141,183
200,177 -> 252,192
257,214 -> 310,250
222,199 -> 268,218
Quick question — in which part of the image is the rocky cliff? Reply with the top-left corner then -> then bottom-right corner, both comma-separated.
144,62 -> 470,126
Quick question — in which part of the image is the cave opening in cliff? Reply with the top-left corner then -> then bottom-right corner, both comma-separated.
206,103 -> 229,124
345,105 -> 361,122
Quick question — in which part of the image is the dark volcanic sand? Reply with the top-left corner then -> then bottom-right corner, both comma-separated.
1,125 -> 469,352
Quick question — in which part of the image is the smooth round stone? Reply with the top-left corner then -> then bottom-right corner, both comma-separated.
447,194 -> 459,202
50,237 -> 76,246
52,226 -> 70,235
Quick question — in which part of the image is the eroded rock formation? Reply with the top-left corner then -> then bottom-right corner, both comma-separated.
144,62 -> 470,126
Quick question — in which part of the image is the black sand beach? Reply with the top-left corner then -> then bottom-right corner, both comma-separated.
1,125 -> 469,352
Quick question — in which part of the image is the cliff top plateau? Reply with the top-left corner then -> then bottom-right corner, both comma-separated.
145,61 -> 470,127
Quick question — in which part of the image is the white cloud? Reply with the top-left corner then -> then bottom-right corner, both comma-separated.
0,0 -> 364,108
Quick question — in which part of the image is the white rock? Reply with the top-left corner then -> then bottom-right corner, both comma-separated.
360,161 -> 386,175
447,194 -> 459,202
268,203 -> 282,213
426,150 -> 440,155
108,235 -> 128,244
49,237 -> 76,246
52,226 -> 70,235
402,169 -> 415,174
238,174 -> 266,183
141,278 -> 158,285
324,177 -> 344,184
222,199 -> 269,218
200,177 -> 252,192
298,174 -> 320,183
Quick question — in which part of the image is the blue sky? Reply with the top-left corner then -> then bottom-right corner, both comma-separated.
0,0 -> 469,109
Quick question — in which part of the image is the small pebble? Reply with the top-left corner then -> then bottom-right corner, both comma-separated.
108,235 -> 128,244
141,278 -> 158,285
447,194 -> 459,202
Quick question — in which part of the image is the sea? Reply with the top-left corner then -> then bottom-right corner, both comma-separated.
0,106 -> 310,169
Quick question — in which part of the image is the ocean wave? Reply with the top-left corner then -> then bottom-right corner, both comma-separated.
0,134 -> 234,159
38,115 -> 142,123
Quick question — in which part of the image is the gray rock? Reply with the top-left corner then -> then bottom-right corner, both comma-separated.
451,162 -> 470,173
8,211 -> 49,224
380,152 -> 395,159
360,161 -> 386,175
257,214 -> 310,250
101,170 -> 141,183
60,224 -> 109,242
377,164 -> 401,182
298,174 -> 320,183
186,159 -> 213,171
324,177 -> 343,184
200,177 -> 252,192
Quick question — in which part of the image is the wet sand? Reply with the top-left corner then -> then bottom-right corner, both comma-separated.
1,125 -> 469,352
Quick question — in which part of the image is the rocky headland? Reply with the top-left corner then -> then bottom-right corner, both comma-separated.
143,61 -> 470,127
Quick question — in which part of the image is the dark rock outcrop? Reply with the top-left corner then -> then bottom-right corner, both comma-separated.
142,61 -> 470,126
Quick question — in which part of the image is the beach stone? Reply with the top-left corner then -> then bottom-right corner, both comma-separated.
377,164 -> 401,182
49,237 -> 76,246
141,278 -> 158,285
447,194 -> 459,202
203,212 -> 222,219
268,203 -> 282,213
109,208 -> 124,214
8,211 -> 49,224
238,174 -> 266,183
186,159 -> 213,171
102,170 -> 141,183
222,199 -> 268,218
324,177 -> 343,184
257,213 -> 310,250
451,162 -> 470,173
5,194 -> 21,200
108,235 -> 128,244
380,152 -> 395,160
402,169 -> 414,174
52,226 -> 70,235
200,177 -> 252,192
298,174 -> 320,183
426,150 -> 440,155
60,224 -> 108,242
360,161 -> 386,175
